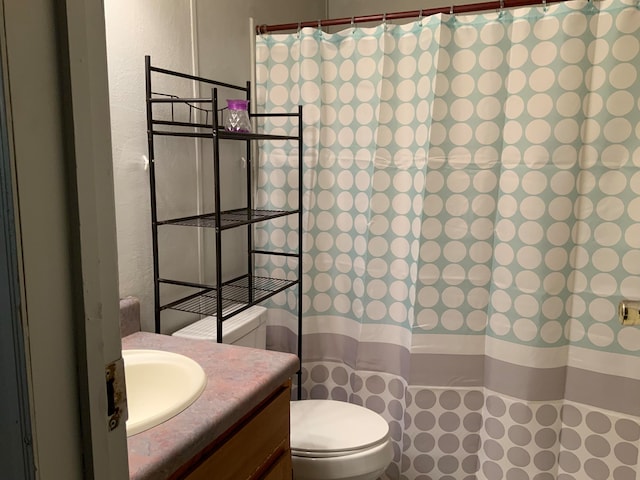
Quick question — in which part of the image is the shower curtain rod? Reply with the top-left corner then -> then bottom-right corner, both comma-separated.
256,0 -> 567,34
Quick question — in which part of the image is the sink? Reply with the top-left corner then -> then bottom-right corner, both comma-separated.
123,349 -> 207,436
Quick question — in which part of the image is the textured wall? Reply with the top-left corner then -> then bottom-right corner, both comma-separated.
105,0 -> 199,334
327,0 -> 489,27
104,0 -> 325,333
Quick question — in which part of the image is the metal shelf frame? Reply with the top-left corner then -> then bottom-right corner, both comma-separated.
145,55 -> 303,394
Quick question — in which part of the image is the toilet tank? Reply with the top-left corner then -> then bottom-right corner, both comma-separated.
171,305 -> 267,348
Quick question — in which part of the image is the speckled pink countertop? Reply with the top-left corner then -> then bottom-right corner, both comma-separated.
122,332 -> 299,480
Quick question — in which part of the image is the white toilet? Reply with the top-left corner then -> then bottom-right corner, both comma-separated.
173,306 -> 393,480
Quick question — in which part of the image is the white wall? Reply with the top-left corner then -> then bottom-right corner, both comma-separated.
328,0 -> 488,24
105,0 -> 326,333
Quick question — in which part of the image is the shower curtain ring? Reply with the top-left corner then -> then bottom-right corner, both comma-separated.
449,5 -> 457,23
498,0 -> 505,17
297,21 -> 302,37
351,16 -> 356,31
383,12 -> 388,30
418,9 -> 424,25
542,0 -> 548,12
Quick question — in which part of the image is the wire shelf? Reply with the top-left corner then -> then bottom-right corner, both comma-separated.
157,208 -> 297,230
162,275 -> 298,318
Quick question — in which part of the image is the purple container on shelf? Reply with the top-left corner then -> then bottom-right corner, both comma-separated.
224,99 -> 251,132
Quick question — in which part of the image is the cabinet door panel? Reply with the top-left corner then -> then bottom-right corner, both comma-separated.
262,451 -> 292,480
185,386 -> 290,480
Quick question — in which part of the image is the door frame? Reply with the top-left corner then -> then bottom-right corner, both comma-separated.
1,1 -> 128,478
0,8 -> 34,474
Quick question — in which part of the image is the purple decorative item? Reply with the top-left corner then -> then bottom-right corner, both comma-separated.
224,99 -> 251,132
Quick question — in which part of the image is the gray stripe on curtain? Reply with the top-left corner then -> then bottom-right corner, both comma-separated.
564,368 -> 640,418
408,353 -> 566,400
409,353 -> 485,387
267,325 -> 298,353
483,359 -> 567,401
410,353 -> 640,417
301,332 -> 410,378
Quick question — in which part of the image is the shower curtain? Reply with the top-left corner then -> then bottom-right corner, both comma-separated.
255,0 -> 640,478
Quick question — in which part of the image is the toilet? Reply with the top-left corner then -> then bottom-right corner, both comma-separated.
289,399 -> 393,480
172,306 -> 393,480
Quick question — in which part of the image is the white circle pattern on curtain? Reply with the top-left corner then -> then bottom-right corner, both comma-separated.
256,0 -> 640,355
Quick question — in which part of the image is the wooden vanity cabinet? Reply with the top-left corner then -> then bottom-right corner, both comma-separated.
171,382 -> 292,480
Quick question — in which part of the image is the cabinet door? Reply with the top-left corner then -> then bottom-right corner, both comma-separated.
262,451 -> 292,480
183,385 -> 291,480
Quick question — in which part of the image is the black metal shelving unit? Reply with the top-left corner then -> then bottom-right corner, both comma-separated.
145,56 -> 303,393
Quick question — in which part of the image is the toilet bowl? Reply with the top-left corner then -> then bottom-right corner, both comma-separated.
172,307 -> 393,480
290,399 -> 393,480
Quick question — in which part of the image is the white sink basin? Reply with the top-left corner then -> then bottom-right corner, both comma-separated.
123,349 -> 207,436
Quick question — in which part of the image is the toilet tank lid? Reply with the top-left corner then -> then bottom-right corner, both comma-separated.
171,305 -> 266,343
290,400 -> 389,454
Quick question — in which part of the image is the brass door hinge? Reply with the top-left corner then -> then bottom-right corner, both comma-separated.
105,357 -> 127,431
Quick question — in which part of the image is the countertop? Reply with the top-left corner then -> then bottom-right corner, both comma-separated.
122,332 -> 299,480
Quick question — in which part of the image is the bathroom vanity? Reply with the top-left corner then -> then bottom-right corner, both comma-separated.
123,332 -> 299,480
175,384 -> 291,479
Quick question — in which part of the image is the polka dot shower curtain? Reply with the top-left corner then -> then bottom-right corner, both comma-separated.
255,0 -> 640,478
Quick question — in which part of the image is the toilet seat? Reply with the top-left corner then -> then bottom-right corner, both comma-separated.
290,400 -> 390,458
291,436 -> 390,458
